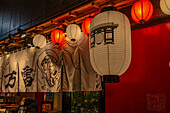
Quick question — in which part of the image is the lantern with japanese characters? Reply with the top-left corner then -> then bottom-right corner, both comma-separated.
89,7 -> 131,82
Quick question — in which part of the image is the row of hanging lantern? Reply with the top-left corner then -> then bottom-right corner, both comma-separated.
31,0 -> 169,82
50,17 -> 92,45
89,0 -> 169,82
31,17 -> 92,49
2,0 -> 169,54
38,0 -> 169,48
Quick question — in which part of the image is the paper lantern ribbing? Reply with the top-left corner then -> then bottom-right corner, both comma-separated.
51,29 -> 65,45
160,0 -> 170,15
66,24 -> 82,41
89,7 -> 131,81
82,18 -> 93,35
33,34 -> 46,48
131,0 -> 153,23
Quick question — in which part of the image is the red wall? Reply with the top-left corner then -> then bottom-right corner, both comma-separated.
105,22 -> 170,113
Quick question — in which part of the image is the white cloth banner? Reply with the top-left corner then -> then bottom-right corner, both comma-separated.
1,53 -> 18,92
0,34 -> 102,92
0,57 -> 2,92
37,42 -> 62,92
17,48 -> 37,92
62,33 -> 102,91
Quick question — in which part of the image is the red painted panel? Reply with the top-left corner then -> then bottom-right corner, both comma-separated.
36,92 -> 44,113
105,22 -> 170,113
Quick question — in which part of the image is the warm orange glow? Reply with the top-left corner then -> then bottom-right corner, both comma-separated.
82,18 -> 93,35
51,29 -> 65,45
131,0 -> 153,23
165,22 -> 170,31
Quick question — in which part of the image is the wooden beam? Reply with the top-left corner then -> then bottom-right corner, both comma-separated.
36,26 -> 44,30
69,12 -> 78,18
10,43 -> 24,48
51,20 -> 60,25
63,20 -> 70,26
92,2 -> 99,9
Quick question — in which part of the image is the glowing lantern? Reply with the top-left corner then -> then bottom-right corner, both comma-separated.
51,29 -> 65,45
82,18 -> 93,35
160,0 -> 170,15
89,7 -> 131,82
131,0 -> 153,23
33,34 -> 46,48
66,24 -> 82,41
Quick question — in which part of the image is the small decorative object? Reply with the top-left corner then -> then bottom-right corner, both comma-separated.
82,17 -> 93,35
160,0 -> 170,15
51,29 -> 65,45
66,24 -> 81,41
89,6 -> 131,82
33,34 -> 46,48
131,0 -> 153,23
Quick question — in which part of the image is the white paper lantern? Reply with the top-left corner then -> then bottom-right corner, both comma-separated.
160,0 -> 170,15
33,34 -> 46,48
66,24 -> 82,41
89,7 -> 131,79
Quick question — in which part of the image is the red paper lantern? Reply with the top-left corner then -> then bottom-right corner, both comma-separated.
131,0 -> 153,23
82,18 -> 93,35
51,29 -> 65,45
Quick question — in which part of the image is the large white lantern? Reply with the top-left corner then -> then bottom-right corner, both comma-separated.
160,0 -> 170,15
89,7 -> 131,82
66,24 -> 82,41
33,34 -> 46,48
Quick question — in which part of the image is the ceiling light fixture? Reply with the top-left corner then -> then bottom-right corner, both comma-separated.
17,28 -> 27,38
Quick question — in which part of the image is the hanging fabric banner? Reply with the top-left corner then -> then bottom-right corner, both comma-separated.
79,34 -> 102,91
1,53 -> 18,92
62,33 -> 102,92
0,57 -> 2,92
37,42 -> 62,92
17,48 -> 37,92
0,33 -> 102,92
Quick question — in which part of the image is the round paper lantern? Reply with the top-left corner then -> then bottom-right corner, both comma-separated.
51,29 -> 65,45
131,0 -> 153,23
89,7 -> 131,81
160,0 -> 170,15
33,34 -> 46,48
82,18 -> 93,35
66,24 -> 81,41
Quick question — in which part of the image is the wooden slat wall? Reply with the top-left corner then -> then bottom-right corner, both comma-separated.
0,0 -> 90,39
1,0 -> 12,38
9,0 -> 20,35
0,1 -> 3,36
